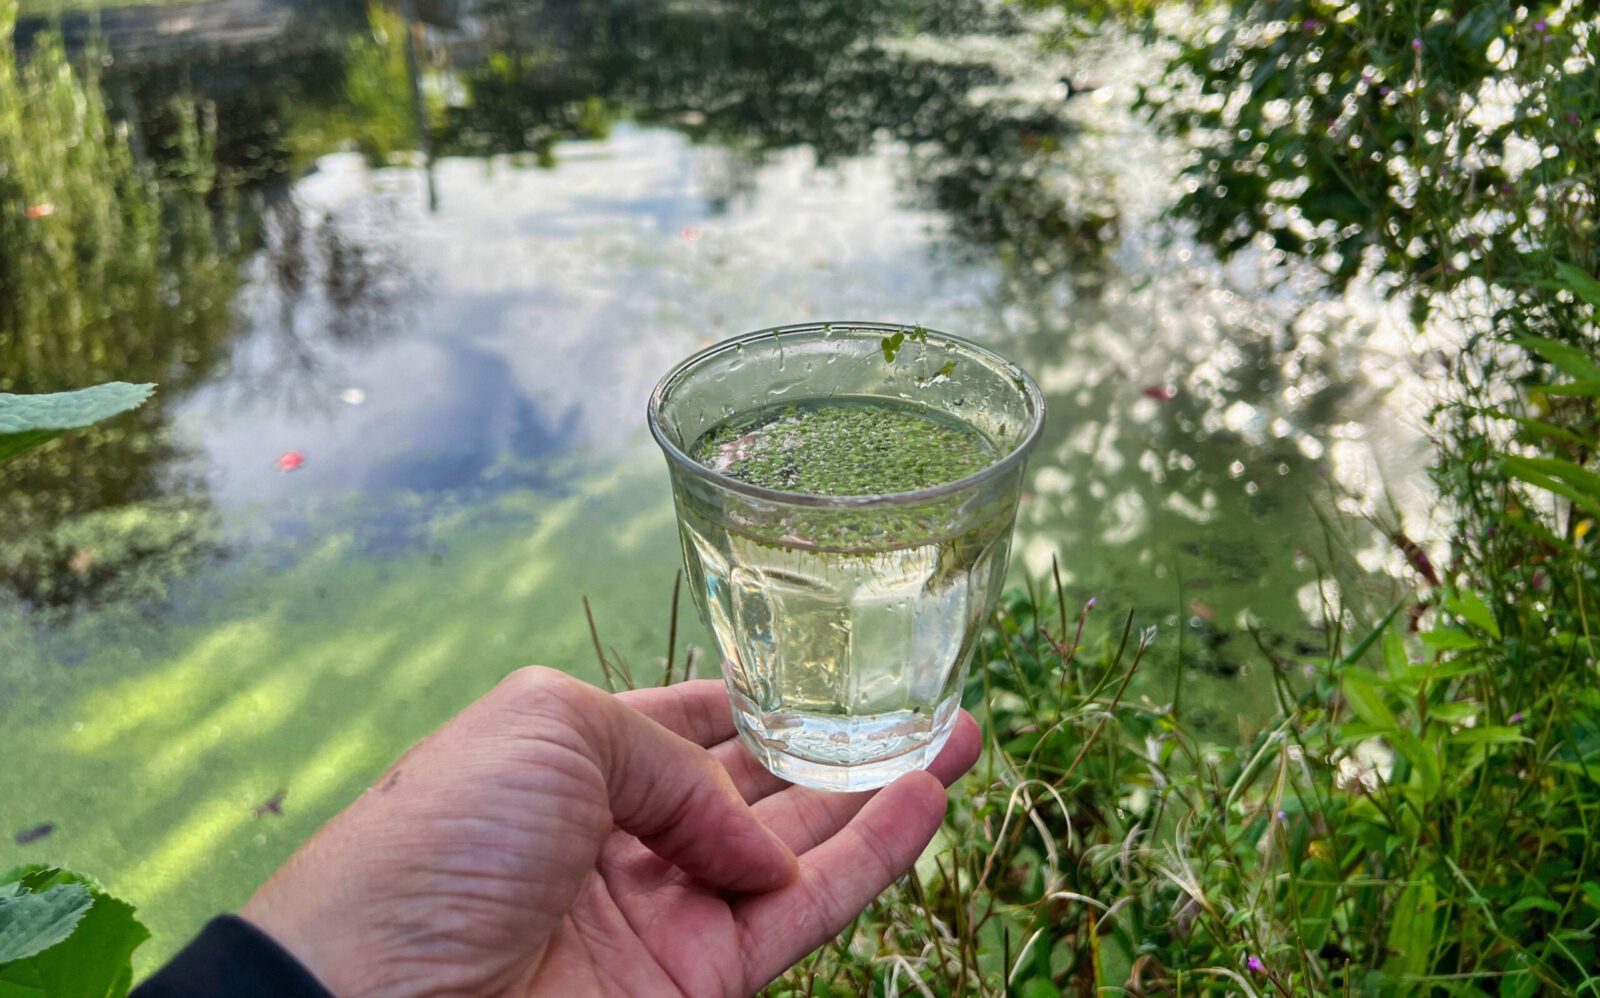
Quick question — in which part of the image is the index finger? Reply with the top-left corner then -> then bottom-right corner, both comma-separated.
615,679 -> 736,747
732,771 -> 951,991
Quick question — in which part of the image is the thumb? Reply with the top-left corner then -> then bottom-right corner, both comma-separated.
563,675 -> 799,893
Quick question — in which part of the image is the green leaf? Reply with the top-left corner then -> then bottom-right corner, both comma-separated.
0,870 -> 147,998
1342,671 -> 1397,731
0,969 -> 48,998
1536,381 -> 1600,398
0,384 -> 154,465
0,885 -> 94,964
1419,629 -> 1481,651
1483,410 -> 1589,448
1392,729 -> 1441,797
879,332 -> 906,362
1384,876 -> 1438,979
1445,591 -> 1500,639
1428,703 -> 1477,724
1515,332 -> 1600,381
1501,455 -> 1600,519
1553,261 -> 1600,307
1448,726 -> 1529,746
1339,602 -> 1404,669
1504,894 -> 1562,916
1018,978 -> 1061,998
1582,882 -> 1600,910
1382,625 -> 1408,678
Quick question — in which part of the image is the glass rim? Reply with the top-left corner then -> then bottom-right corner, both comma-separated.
647,320 -> 1046,508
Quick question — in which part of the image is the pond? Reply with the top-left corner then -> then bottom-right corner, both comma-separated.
1,0 -> 1434,972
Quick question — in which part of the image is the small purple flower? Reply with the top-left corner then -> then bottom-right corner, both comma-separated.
1302,18 -> 1320,31
1361,70 -> 1374,83
1276,809 -> 1288,821
1412,37 -> 1423,51
1248,955 -> 1267,974
1086,596 -> 1098,610
1303,663 -> 1317,677
1380,86 -> 1393,97
1510,712 -> 1525,724
1534,19 -> 1548,33
1569,112 -> 1582,125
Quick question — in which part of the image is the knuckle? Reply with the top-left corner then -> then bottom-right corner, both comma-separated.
498,665 -> 578,704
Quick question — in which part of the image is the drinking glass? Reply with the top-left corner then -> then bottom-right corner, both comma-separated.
648,322 -> 1044,790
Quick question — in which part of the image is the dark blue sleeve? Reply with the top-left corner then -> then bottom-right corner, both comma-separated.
130,915 -> 334,998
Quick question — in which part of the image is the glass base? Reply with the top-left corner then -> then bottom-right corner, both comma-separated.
729,690 -> 961,792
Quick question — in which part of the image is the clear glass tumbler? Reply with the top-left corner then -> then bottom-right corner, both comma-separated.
648,322 -> 1045,790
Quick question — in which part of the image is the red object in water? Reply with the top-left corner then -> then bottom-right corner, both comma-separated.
26,204 -> 55,219
1142,385 -> 1176,401
276,451 -> 306,472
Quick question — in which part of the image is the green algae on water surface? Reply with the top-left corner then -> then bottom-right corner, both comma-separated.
690,397 -> 996,497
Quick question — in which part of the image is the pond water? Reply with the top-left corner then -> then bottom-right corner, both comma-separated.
1,0 -> 1435,971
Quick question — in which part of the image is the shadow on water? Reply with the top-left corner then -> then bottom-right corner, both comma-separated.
1,0 -> 1430,972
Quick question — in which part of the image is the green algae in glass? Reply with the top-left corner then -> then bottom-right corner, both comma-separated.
689,396 -> 996,497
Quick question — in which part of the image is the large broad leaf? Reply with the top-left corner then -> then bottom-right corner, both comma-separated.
0,885 -> 93,964
0,869 -> 147,998
0,384 -> 155,465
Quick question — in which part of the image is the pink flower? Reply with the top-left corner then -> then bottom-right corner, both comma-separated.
1568,112 -> 1582,125
1509,712 -> 1525,723
679,226 -> 702,242
1248,955 -> 1266,974
1534,19 -> 1548,33
1412,37 -> 1423,51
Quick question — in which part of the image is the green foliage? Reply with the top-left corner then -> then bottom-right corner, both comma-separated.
0,385 -> 155,465
769,2 -> 1600,992
0,884 -> 92,964
0,868 -> 148,998
1142,1 -> 1599,334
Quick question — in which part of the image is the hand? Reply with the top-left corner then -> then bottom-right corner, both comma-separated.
242,667 -> 980,997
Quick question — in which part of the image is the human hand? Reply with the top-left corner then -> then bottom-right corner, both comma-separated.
242,668 -> 980,997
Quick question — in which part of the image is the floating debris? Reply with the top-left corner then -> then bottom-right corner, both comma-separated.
252,790 -> 286,819
14,822 -> 55,845
276,451 -> 306,472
